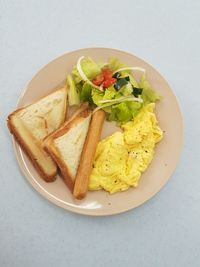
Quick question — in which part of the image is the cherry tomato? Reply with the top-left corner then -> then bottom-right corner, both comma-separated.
103,78 -> 116,88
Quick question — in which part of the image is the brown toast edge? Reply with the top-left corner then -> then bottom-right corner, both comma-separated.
43,104 -> 92,191
7,86 -> 68,182
7,115 -> 57,182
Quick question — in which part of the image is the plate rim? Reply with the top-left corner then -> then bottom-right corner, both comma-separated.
11,47 -> 184,216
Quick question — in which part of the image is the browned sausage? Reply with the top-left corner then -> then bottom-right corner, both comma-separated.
73,110 -> 105,199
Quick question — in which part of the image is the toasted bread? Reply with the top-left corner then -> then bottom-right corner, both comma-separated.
43,104 -> 92,191
7,87 -> 68,181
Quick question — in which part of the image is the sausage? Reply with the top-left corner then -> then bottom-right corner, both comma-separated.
73,110 -> 105,199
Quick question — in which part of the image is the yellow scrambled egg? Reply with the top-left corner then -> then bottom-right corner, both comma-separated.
88,103 -> 163,193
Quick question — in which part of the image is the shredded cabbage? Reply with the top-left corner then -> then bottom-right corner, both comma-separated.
76,56 -> 100,89
93,96 -> 143,114
99,96 -> 143,104
139,74 -> 161,104
113,67 -> 146,74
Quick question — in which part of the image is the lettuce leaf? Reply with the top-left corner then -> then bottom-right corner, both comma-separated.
108,57 -> 128,72
118,72 -> 139,87
80,83 -> 93,104
108,101 -> 142,123
118,83 -> 133,96
109,102 -> 132,123
98,62 -> 107,69
128,74 -> 139,87
126,101 -> 142,116
72,57 -> 101,84
91,89 -> 104,106
140,74 -> 160,104
102,86 -> 117,100
91,87 -> 117,106
66,74 -> 80,106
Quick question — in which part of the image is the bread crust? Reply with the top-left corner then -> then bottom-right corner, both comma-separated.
7,115 -> 57,182
7,86 -> 67,182
43,103 -> 91,191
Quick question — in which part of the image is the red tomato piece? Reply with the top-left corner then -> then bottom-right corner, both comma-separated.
92,73 -> 104,86
102,68 -> 113,80
103,78 -> 116,88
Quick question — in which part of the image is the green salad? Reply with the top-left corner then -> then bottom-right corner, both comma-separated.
66,56 -> 160,123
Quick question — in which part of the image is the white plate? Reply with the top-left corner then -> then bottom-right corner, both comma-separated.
12,48 -> 183,216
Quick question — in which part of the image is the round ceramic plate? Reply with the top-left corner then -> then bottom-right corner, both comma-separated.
13,48 -> 183,216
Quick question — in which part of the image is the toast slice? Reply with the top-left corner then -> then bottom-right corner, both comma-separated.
43,104 -> 92,191
7,87 -> 68,181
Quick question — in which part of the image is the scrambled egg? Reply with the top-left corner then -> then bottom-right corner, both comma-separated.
88,103 -> 163,193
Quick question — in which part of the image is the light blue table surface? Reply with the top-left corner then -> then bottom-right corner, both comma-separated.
1,1 -> 200,266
